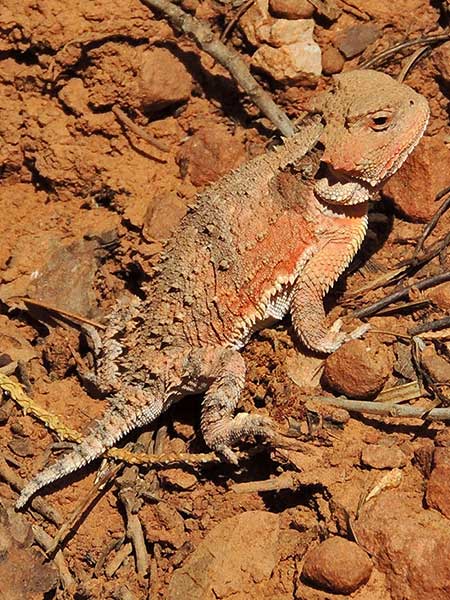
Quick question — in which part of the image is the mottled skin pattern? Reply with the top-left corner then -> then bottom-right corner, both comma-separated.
17,70 -> 429,508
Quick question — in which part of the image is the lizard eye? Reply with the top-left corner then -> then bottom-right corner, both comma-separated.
369,111 -> 393,131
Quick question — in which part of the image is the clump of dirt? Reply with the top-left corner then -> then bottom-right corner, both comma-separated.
1,0 -> 450,599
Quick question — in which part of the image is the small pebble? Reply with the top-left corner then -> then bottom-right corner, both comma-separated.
321,46 -> 345,74
302,536 -> 372,594
269,0 -> 314,19
323,338 -> 392,399
8,437 -> 34,458
335,24 -> 380,59
361,444 -> 407,469
433,41 -> 450,85
383,136 -> 450,223
139,48 -> 193,113
159,468 -> 197,491
426,448 -> 450,519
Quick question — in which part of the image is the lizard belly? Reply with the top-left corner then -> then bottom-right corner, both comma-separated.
264,286 -> 292,320
230,286 -> 292,350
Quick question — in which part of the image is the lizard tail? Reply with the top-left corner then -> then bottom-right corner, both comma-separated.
16,389 -> 164,509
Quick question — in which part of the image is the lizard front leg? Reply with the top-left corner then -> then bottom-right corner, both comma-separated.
290,211 -> 369,354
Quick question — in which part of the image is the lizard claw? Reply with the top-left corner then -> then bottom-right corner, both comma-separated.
347,322 -> 371,341
315,319 -> 371,353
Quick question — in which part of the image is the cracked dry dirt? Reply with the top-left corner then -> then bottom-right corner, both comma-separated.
1,0 -> 450,599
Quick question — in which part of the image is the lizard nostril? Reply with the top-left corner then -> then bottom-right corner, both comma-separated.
409,99 -> 415,106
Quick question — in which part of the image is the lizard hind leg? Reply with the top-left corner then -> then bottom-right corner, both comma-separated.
199,348 -> 275,463
16,386 -> 164,509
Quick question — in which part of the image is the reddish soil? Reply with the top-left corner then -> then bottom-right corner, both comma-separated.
1,1 -> 450,599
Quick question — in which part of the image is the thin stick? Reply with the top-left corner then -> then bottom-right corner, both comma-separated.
397,46 -> 432,82
220,0 -> 255,42
12,297 -> 106,330
139,0 -> 295,137
412,186 -> 450,258
46,461 -> 124,554
309,395 -> 450,420
117,432 -> 151,578
105,543 -> 133,578
111,106 -> 170,153
374,299 -> 429,316
402,231 -> 450,270
32,525 -> 76,590
343,266 -> 409,302
351,271 -> 450,319
231,471 -> 296,493
359,33 -> 450,69
0,373 -> 83,443
118,486 -> 149,577
409,316 -> 450,336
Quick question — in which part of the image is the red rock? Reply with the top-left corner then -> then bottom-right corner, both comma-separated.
301,536 -> 372,594
427,281 -> 450,311
142,502 -> 186,549
0,505 -> 58,600
321,46 -> 345,75
269,0 -> 314,18
142,192 -> 187,242
27,238 -> 99,317
240,0 -> 274,47
361,444 -> 407,469
167,511 -> 279,599
176,125 -> 246,187
7,436 -> 34,458
421,345 -> 450,385
139,48 -> 193,113
159,468 -> 197,491
240,0 -> 321,82
433,41 -> 450,85
413,441 -> 434,479
426,447 -> 450,519
383,136 -> 450,222
355,490 -> 450,600
58,78 -> 89,116
335,24 -> 380,59
322,338 -> 393,399
252,37 -> 322,84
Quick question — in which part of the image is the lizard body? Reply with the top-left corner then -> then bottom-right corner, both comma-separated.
17,70 -> 429,508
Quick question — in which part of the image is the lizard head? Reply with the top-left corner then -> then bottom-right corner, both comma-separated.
310,69 -> 429,190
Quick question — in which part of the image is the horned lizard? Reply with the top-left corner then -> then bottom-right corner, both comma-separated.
17,70 -> 429,508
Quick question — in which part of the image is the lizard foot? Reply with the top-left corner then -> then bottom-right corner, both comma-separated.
205,412 -> 277,464
311,319 -> 371,354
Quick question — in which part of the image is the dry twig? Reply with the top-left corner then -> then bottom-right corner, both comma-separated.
8,297 -> 106,330
46,460 -> 124,554
112,106 -> 170,154
116,432 -> 153,578
139,0 -> 295,137
310,395 -> 450,420
397,46 -> 433,82
117,484 -> 149,577
220,0 -> 255,42
32,525 -> 76,590
350,271 -> 450,319
359,33 -> 450,69
409,316 -> 450,336
411,186 -> 450,259
343,266 -> 409,303
231,471 -> 296,493
105,543 -> 133,578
